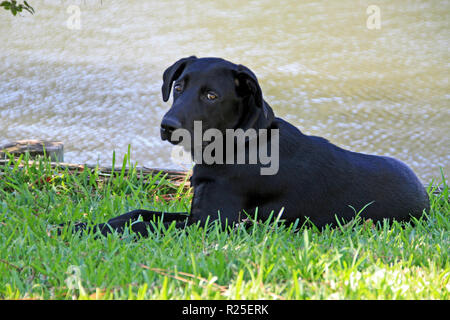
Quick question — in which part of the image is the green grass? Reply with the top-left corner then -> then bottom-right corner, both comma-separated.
0,152 -> 448,300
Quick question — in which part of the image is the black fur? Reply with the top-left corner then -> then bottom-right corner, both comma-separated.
60,57 -> 429,237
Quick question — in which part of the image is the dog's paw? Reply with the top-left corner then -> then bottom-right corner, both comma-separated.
56,222 -> 87,236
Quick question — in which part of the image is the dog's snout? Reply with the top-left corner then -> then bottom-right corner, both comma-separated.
160,117 -> 182,141
161,117 -> 182,132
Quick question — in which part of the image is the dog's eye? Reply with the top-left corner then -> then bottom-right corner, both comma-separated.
174,84 -> 183,93
206,92 -> 218,101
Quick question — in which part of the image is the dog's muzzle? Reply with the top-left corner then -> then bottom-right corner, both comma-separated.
160,116 -> 182,143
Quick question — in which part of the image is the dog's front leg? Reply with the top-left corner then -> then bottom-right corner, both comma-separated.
107,209 -> 188,225
58,209 -> 189,237
58,181 -> 243,237
107,181 -> 245,233
186,182 -> 244,229
97,180 -> 245,235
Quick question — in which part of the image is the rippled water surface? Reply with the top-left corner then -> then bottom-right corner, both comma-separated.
1,0 -> 449,182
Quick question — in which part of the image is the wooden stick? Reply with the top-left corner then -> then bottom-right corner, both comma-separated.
0,158 -> 190,183
0,140 -> 64,162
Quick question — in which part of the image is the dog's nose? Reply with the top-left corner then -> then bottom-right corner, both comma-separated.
160,117 -> 182,141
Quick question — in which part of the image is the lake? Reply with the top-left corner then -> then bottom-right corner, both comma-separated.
0,0 -> 448,182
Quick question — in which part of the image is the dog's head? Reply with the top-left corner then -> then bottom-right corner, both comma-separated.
160,56 -> 274,147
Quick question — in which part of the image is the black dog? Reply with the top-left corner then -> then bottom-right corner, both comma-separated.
63,56 -> 429,237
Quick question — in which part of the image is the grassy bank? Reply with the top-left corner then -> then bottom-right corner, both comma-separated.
0,152 -> 448,299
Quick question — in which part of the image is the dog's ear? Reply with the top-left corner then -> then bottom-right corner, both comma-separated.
234,65 -> 274,129
161,56 -> 197,102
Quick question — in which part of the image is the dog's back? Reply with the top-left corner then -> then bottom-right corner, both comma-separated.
271,117 -> 429,227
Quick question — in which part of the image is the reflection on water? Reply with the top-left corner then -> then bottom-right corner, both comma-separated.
0,0 -> 448,182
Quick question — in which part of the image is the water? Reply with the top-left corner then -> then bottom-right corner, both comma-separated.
1,0 -> 449,182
